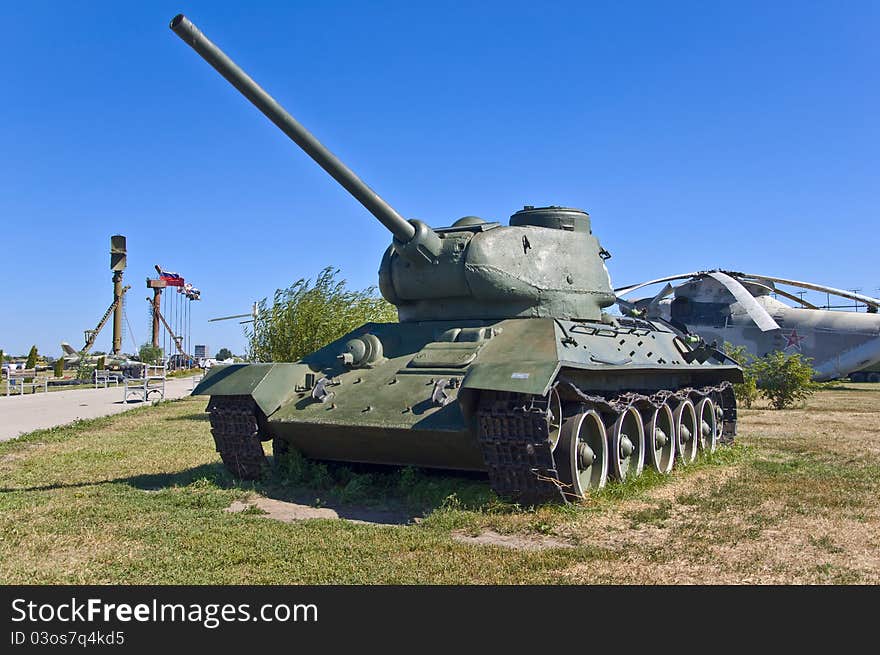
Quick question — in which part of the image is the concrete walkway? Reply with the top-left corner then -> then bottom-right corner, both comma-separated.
0,377 -> 199,442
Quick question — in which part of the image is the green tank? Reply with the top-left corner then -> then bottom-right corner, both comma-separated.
172,15 -> 742,503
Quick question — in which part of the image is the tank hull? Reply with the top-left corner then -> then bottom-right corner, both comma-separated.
193,317 -> 741,473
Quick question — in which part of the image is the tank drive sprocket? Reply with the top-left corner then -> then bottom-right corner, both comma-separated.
477,391 -> 567,505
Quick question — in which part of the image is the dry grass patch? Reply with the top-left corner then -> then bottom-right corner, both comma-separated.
451,530 -> 574,551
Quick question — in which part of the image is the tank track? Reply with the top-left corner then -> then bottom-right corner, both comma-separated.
477,393 -> 566,505
206,395 -> 267,480
476,381 -> 735,505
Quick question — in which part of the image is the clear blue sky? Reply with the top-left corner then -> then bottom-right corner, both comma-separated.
0,1 -> 876,357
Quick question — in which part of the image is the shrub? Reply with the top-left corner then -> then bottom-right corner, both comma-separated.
53,359 -> 64,378
752,351 -> 819,409
723,342 -> 759,408
247,267 -> 397,362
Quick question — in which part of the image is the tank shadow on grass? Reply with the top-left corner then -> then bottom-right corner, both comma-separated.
0,463 -> 225,495
253,450 -> 498,524
0,446 -> 752,531
138,454 -> 503,525
0,456 -> 498,525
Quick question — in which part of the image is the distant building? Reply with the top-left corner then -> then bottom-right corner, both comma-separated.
194,344 -> 209,359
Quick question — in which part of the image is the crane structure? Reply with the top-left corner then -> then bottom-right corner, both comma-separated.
82,284 -> 131,353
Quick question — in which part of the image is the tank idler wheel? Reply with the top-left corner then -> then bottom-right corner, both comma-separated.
546,387 -> 563,451
557,409 -> 608,499
673,399 -> 698,465
609,407 -> 644,481
696,397 -> 718,453
645,403 -> 675,474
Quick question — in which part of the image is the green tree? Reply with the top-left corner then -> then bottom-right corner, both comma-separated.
139,343 -> 164,365
216,348 -> 233,361
53,359 -> 64,378
25,345 -> 38,370
752,351 -> 819,409
247,267 -> 398,362
723,342 -> 758,408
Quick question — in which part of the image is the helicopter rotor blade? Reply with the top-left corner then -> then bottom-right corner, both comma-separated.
737,273 -> 880,311
708,271 -> 780,332
616,283 -> 675,319
648,283 -> 675,310
744,281 -> 819,309
614,273 -> 703,297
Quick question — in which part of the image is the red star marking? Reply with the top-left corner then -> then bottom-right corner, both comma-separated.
783,329 -> 806,350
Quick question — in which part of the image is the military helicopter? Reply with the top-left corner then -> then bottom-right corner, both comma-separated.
615,270 -> 880,381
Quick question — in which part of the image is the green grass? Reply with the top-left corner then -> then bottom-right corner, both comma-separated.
0,399 -> 590,583
1,385 -> 879,584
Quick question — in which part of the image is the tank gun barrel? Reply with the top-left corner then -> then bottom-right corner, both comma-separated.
169,14 -> 416,243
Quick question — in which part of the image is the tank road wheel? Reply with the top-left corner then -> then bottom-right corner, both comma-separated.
557,410 -> 608,499
696,397 -> 718,453
645,404 -> 675,474
713,398 -> 725,444
207,395 -> 268,480
609,407 -> 644,481
673,399 -> 699,465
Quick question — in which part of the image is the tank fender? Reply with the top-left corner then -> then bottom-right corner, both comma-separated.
191,363 -> 307,417
461,361 -> 560,396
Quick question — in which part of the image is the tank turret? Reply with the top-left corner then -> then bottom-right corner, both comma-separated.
170,15 -> 615,322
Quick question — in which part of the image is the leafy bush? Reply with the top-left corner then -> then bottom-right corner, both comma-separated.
53,359 -> 64,378
247,267 -> 397,362
724,343 -> 818,409
752,351 -> 818,409
723,342 -> 758,408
